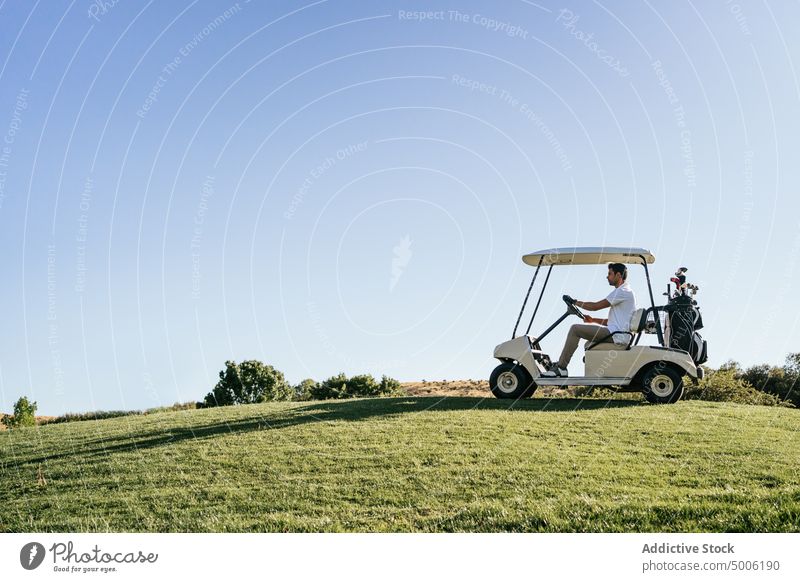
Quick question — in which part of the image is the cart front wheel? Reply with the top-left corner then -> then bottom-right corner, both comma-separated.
490,362 -> 536,399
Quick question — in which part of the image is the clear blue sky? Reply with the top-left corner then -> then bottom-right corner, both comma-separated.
1,0 -> 798,415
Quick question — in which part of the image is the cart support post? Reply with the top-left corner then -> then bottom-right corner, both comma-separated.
512,255 -> 543,338
526,264 -> 553,335
641,257 -> 665,345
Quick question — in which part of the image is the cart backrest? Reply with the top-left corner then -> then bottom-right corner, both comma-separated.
630,308 -> 647,333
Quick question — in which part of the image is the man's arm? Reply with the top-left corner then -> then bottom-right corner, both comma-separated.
575,298 -> 610,311
575,299 -> 610,325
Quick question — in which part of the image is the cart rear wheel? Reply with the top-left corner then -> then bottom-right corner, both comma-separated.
490,362 -> 536,399
641,364 -> 684,404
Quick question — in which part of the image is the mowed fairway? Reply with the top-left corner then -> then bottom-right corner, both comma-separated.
1,397 -> 798,532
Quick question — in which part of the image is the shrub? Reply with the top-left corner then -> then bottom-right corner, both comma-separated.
310,373 -> 352,400
37,403 -> 201,426
293,379 -> 317,401
378,375 -> 404,396
44,410 -> 143,425
738,354 -> 800,407
684,368 -> 783,406
3,396 -> 38,429
144,402 -> 200,415
204,360 -> 293,407
310,373 -> 405,400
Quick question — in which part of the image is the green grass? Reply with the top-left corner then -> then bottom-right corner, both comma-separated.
1,397 -> 798,532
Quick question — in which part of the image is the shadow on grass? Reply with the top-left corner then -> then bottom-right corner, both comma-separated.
20,397 -> 643,464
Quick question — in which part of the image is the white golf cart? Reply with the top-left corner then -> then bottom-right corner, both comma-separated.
490,247 -> 704,404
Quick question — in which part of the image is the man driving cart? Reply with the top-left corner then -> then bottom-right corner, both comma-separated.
543,263 -> 636,377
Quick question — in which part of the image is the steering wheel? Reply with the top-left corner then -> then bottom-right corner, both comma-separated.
563,295 -> 587,320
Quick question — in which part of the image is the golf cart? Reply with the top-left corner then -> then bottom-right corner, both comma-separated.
490,247 -> 705,404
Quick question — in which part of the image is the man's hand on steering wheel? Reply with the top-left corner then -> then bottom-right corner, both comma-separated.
562,294 -> 587,320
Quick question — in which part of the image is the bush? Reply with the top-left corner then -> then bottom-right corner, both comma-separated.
37,403 -> 200,426
204,360 -> 293,407
684,368 -> 783,406
310,373 -> 405,400
310,373 -> 354,400
378,375 -> 404,396
3,396 -> 38,429
144,402 -> 200,415
738,354 -> 800,407
44,410 -> 143,425
293,379 -> 316,401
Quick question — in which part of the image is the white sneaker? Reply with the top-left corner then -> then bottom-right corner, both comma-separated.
542,366 -> 568,378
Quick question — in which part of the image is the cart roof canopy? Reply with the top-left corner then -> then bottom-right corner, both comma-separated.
522,246 -> 655,266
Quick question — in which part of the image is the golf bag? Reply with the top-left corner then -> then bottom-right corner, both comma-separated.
664,294 -> 707,365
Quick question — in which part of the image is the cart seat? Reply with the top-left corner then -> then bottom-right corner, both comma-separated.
585,308 -> 647,351
587,342 -> 619,351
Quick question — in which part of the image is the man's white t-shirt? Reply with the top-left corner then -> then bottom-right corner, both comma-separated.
606,282 -> 636,344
